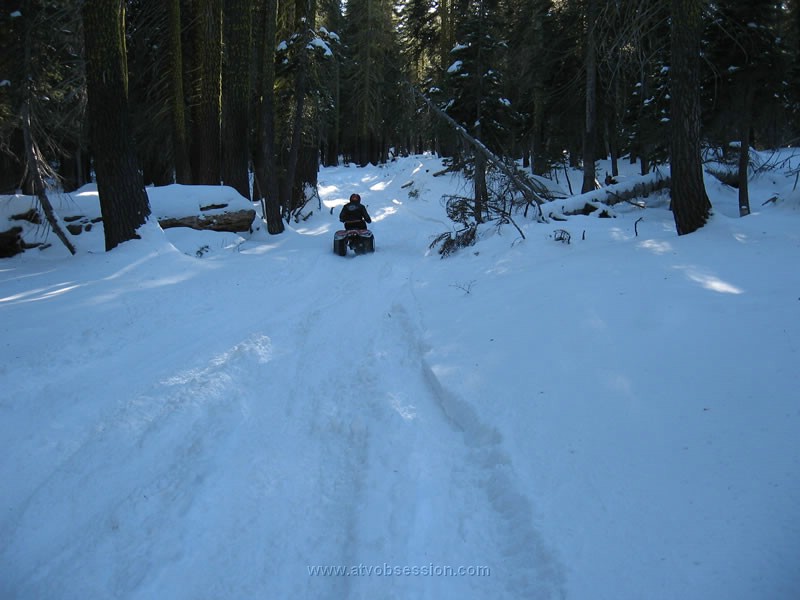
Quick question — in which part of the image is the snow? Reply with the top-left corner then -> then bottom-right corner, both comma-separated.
2,153 -> 800,599
308,37 -> 333,57
447,60 -> 463,74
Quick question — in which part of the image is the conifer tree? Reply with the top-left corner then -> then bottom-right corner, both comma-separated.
704,1 -> 786,216
441,0 -> 516,220
168,0 -> 192,184
82,0 -> 151,251
669,0 -> 711,235
190,0 -> 223,185
340,0 -> 399,165
253,0 -> 284,233
221,0 -> 253,200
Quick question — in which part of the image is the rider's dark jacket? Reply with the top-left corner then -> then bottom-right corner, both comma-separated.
339,201 -> 372,230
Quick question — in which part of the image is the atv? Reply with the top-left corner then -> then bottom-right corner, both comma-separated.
333,227 -> 375,256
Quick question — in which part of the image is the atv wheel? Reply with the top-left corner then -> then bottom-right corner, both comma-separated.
333,237 -> 347,256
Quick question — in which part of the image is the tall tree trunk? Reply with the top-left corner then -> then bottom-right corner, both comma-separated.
21,108 -> 75,255
669,0 -> 711,235
221,0 -> 252,199
581,0 -> 599,194
282,18 -> 309,214
253,0 -> 284,234
439,0 -> 453,72
168,0 -> 192,183
737,81 -> 755,217
531,0 -> 547,176
82,0 -> 151,251
190,0 -> 222,185
0,131 -> 25,195
283,64 -> 306,212
474,151 -> 487,223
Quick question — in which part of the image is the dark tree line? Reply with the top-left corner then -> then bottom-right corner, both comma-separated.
2,0 -> 800,250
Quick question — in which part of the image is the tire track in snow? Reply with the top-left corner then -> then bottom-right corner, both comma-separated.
260,265 -> 374,599
388,301 -> 567,599
294,255 -> 564,598
1,334 -> 272,599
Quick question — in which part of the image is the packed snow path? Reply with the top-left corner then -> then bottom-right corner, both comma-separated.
2,154 -> 799,599
0,159 -> 565,599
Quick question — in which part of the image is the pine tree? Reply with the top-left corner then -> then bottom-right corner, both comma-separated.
704,1 -> 786,216
168,0 -> 192,184
669,0 -> 711,235
1,1 -> 87,194
441,0 -> 517,220
221,0 -> 253,200
507,0 -> 553,175
82,0 -> 151,251
127,0 -> 176,186
340,0 -> 398,165
190,0 -> 223,185
253,0 -> 284,233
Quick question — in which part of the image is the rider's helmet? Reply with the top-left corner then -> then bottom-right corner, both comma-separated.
349,193 -> 361,203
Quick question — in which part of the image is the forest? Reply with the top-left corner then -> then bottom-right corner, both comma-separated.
0,0 -> 798,251
3,4 -> 800,596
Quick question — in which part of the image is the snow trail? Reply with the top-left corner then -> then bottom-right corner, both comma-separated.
271,164 -> 566,598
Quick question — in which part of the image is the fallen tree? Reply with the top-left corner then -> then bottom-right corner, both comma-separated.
157,209 -> 255,232
540,170 -> 671,219
409,84 -> 552,222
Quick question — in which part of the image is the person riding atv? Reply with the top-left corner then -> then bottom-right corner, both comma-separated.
333,193 -> 375,255
339,193 -> 372,229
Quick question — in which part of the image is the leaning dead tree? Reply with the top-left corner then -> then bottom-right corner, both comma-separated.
21,103 -> 76,255
20,6 -> 76,256
410,85 -> 550,223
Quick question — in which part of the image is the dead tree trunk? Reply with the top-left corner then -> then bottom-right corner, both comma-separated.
737,82 -> 755,217
582,0 -> 599,194
21,3 -> 75,256
21,104 -> 76,255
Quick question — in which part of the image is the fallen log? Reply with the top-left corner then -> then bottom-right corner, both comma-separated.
542,170 -> 671,219
158,209 -> 256,232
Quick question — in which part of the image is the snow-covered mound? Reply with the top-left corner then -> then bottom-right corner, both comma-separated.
0,183 -> 254,256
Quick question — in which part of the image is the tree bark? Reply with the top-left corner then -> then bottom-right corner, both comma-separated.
581,0 -> 599,194
669,0 -> 711,235
737,81 -> 755,217
253,0 -> 284,234
168,0 -> 192,184
474,152 -> 487,224
82,0 -> 151,251
221,0 -> 252,200
531,0 -> 548,176
281,22 -> 310,214
190,0 -> 222,185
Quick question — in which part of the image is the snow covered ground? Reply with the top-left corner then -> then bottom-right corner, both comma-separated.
1,154 -> 799,599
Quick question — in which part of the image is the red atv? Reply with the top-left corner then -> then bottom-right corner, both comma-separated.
333,224 -> 375,256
